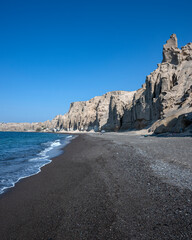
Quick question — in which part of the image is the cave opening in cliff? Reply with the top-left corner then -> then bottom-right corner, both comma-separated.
120,117 -> 123,129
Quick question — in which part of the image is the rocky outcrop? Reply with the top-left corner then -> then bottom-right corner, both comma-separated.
53,91 -> 136,132
126,34 -> 192,133
0,121 -> 53,132
0,34 -> 192,134
0,122 -> 38,132
162,33 -> 180,65
53,34 -> 192,133
151,112 -> 192,134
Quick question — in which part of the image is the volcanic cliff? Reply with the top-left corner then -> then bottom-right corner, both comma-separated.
1,34 -> 192,134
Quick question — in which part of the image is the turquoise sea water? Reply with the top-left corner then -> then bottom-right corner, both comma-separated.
0,132 -> 72,194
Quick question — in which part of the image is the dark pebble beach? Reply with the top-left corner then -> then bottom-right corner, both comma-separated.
0,133 -> 192,240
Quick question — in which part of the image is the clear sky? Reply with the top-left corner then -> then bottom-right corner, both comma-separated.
1,0 -> 192,122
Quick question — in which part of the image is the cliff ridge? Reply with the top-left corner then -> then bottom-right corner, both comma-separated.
1,34 -> 192,134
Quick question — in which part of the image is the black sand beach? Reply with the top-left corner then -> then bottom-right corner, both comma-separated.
0,133 -> 192,239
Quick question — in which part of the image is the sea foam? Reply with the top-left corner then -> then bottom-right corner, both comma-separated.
0,132 -> 74,194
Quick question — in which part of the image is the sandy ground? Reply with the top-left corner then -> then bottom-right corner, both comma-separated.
0,133 -> 192,239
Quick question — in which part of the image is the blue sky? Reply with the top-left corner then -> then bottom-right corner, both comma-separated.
1,0 -> 192,122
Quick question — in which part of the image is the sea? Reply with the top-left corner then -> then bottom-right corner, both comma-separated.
0,132 -> 73,194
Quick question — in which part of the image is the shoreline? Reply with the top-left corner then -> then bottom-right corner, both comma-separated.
0,133 -> 192,239
0,132 -> 76,196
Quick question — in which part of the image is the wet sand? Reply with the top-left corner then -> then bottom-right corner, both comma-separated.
0,133 -> 192,239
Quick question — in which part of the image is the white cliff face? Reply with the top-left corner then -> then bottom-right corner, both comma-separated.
55,91 -> 136,132
128,34 -> 192,133
0,34 -> 192,134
